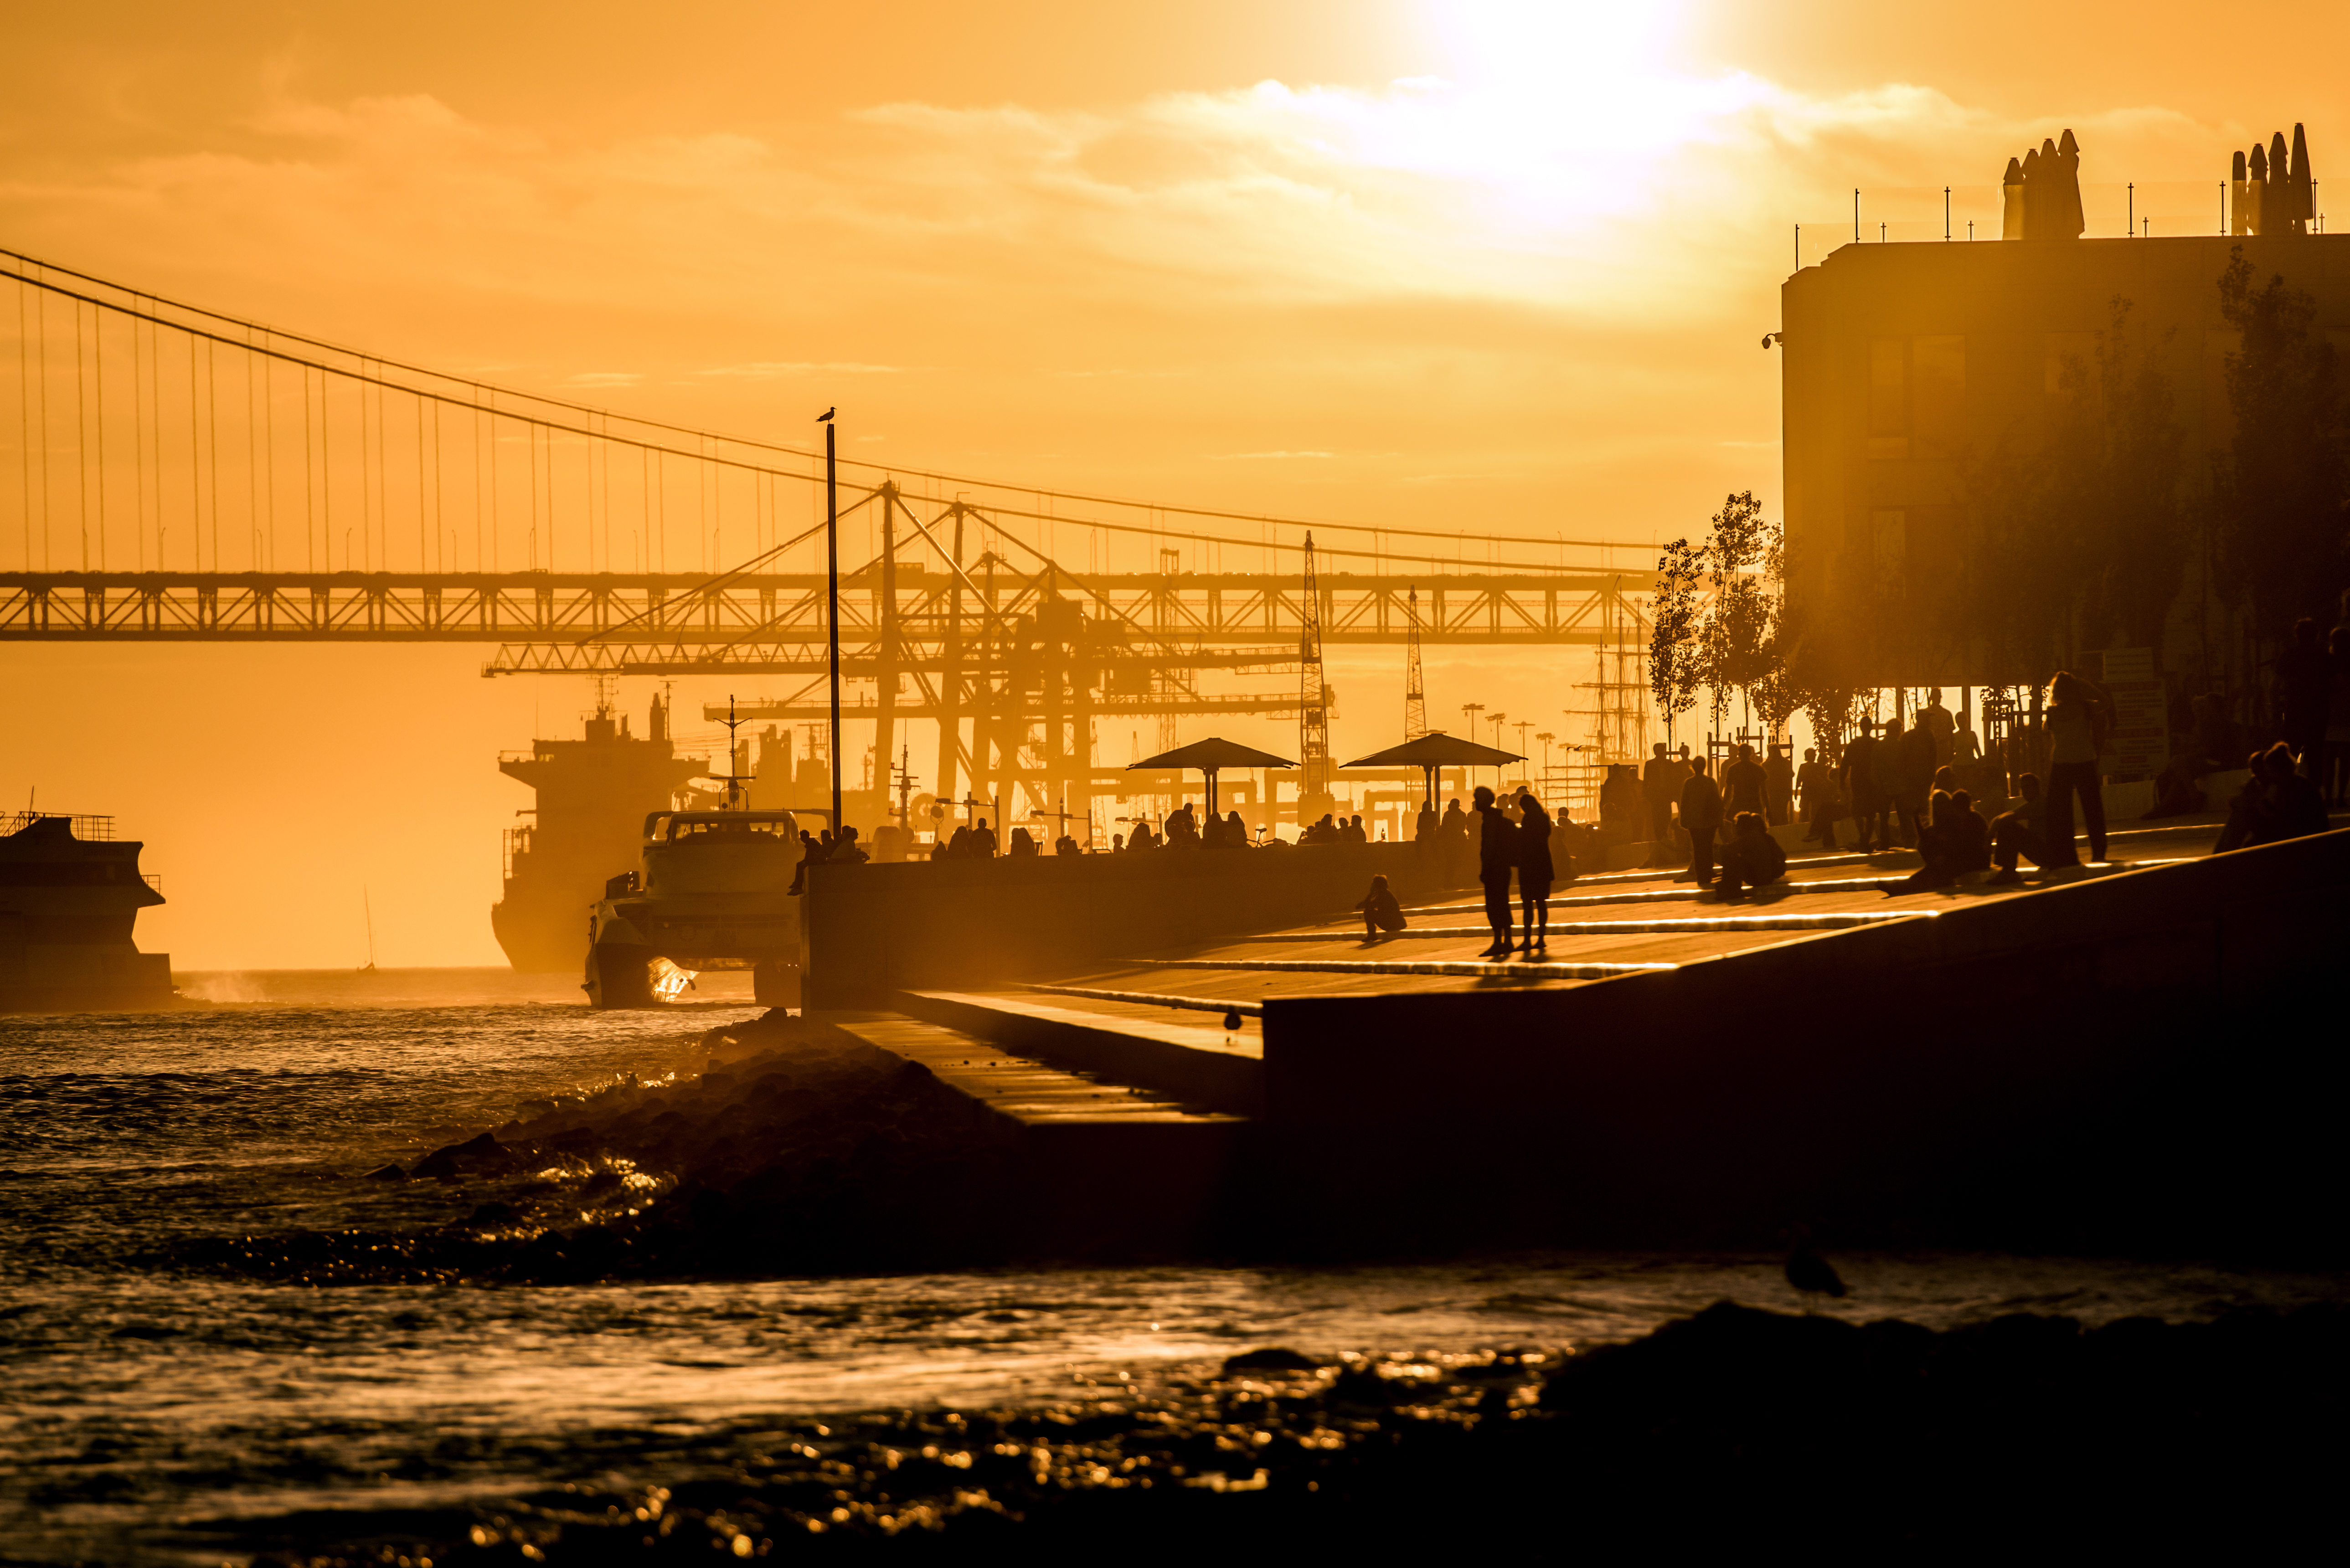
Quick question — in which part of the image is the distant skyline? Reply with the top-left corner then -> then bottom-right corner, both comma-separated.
7,0 -> 2346,966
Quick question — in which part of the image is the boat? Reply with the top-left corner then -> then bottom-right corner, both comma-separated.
0,811 -> 175,1012
358,887 -> 379,974
491,693 -> 713,972
582,701 -> 808,1008
582,809 -> 805,1008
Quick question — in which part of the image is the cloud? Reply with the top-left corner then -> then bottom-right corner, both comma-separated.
698,362 -> 903,378
563,371 -> 642,387
1211,449 -> 1336,460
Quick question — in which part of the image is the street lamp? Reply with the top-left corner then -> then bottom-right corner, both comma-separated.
1460,703 -> 1484,799
820,407 -> 842,832
1489,711 -> 1509,792
1536,730 -> 1555,785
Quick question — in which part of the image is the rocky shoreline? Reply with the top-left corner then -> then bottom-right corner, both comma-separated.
194,1296 -> 2346,1561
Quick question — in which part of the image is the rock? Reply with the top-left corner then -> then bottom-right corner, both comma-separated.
362,1164 -> 407,1181
466,1201 -> 521,1227
412,1131 -> 505,1182
1222,1347 -> 1321,1377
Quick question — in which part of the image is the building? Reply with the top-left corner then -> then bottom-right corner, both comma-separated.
1778,226 -> 2350,695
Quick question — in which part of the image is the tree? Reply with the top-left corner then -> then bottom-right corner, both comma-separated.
1957,295 -> 2188,679
1649,537 -> 1703,748
2216,247 -> 2348,631
1700,490 -> 1778,736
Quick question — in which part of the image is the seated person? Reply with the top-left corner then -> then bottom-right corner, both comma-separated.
1712,811 -> 1786,901
1888,789 -> 1986,894
1355,873 -> 1407,936
2256,742 -> 2331,843
1948,789 -> 1991,871
1987,773 -> 2048,884
2222,741 -> 2330,849
1226,810 -> 1251,846
1055,833 -> 1081,855
1008,827 -> 1039,857
828,824 -> 870,864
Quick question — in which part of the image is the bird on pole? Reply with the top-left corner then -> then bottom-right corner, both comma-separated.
818,407 -> 835,422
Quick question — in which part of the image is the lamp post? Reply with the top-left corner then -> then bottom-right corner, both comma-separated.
1536,730 -> 1555,787
1489,711 -> 1508,792
1460,704 -> 1484,797
823,411 -> 842,833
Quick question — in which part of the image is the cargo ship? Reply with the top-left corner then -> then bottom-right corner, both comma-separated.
0,811 -> 175,1012
491,694 -> 714,973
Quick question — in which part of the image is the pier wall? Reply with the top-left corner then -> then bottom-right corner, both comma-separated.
1262,828 -> 2350,1254
801,843 -> 1458,1009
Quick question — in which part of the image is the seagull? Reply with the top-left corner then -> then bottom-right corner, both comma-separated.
1784,1232 -> 1848,1299
817,406 -> 835,422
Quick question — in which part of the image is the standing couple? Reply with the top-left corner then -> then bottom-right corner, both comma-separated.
1474,785 -> 1556,958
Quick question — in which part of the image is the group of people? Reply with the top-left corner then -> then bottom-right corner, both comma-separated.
785,823 -> 870,894
1114,802 -> 1257,851
1671,749 -> 1788,900
1468,785 -> 1561,956
1639,737 -> 1801,854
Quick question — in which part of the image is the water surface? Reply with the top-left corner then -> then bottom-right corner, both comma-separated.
3,969 -> 2339,1562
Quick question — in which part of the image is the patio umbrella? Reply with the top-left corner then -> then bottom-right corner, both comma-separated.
1341,730 -> 1525,808
1129,736 -> 1294,817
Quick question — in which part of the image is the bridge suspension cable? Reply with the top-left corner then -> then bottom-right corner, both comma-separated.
0,244 -> 1641,584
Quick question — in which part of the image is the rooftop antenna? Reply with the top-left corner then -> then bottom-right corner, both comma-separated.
1404,585 -> 1428,739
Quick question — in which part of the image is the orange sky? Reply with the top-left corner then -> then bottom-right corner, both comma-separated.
7,1 -> 2347,968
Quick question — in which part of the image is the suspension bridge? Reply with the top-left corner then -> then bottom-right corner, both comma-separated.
0,245 -> 1655,823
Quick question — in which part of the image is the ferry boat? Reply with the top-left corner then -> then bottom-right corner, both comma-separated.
583,809 -> 803,1008
0,811 -> 175,1012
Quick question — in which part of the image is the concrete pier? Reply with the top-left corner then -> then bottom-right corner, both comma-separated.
808,821 -> 2350,1254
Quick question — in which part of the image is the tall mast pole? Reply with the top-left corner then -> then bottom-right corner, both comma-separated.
1404,585 -> 1427,739
1299,530 -> 1331,812
825,415 -> 842,832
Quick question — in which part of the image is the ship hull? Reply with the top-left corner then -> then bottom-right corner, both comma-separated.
0,947 -> 175,1013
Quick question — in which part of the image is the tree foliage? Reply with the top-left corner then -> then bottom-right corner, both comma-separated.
1649,537 -> 1704,745
1958,295 -> 2188,678
2216,249 -> 2349,628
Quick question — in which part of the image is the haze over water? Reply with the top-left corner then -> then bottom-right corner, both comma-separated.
4,974 -> 2338,1562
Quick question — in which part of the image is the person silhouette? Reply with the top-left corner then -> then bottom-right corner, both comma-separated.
1677,756 -> 1722,886
1355,874 -> 1406,939
1514,790 -> 1555,950
2040,670 -> 2109,865
1472,786 -> 1516,958
1713,810 -> 1784,901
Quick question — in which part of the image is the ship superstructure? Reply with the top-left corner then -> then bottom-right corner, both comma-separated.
491,694 -> 711,972
0,812 -> 173,1012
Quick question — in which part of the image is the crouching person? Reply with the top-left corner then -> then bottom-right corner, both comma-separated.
1713,812 -> 1786,902
1355,873 -> 1407,938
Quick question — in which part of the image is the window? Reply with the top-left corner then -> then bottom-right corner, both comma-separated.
1868,338 -> 1908,459
1911,336 -> 1966,458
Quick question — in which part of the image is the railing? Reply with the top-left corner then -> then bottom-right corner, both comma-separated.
2,811 -> 115,840
142,872 -> 163,893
